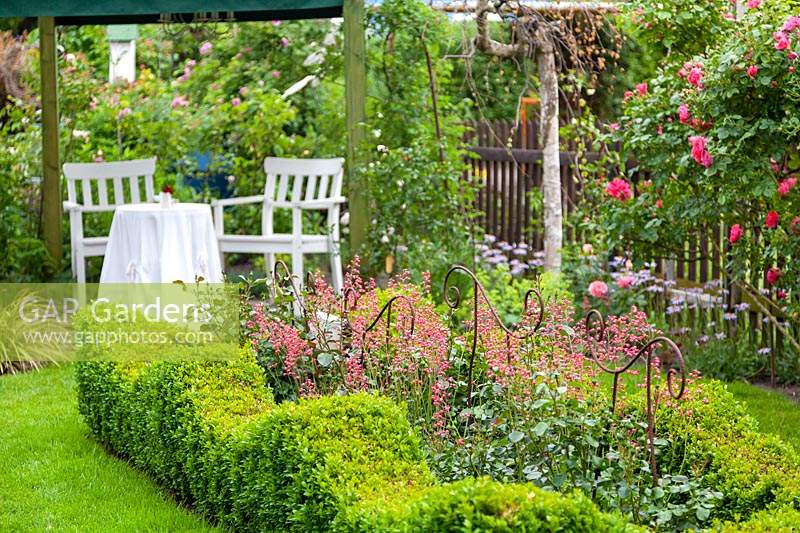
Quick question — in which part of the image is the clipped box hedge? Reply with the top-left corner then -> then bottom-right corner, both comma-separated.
75,354 -> 638,532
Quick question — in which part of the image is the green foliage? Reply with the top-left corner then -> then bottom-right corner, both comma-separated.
345,477 -> 641,533
655,380 -> 800,521
622,0 -> 733,59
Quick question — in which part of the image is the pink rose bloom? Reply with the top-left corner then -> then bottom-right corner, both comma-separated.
746,0 -> 761,8
636,82 -> 648,96
231,97 -> 241,107
271,70 -> 281,79
783,16 -> 800,32
280,37 -> 290,47
678,103 -> 690,124
171,95 -> 189,108
606,178 -> 632,201
729,224 -> 742,244
790,52 -> 799,60
687,67 -> 703,87
774,32 -> 791,51
623,90 -> 633,102
778,177 -> 797,196
765,210 -> 780,229
617,276 -> 635,290
747,65 -> 759,78
588,280 -> 609,299
689,136 -> 713,167
766,268 -> 782,285
199,41 -> 213,56
608,122 -> 620,131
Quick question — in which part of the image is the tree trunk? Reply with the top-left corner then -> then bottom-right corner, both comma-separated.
538,35 -> 562,273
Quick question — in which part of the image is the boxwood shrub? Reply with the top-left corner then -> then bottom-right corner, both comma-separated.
341,477 -> 642,532
655,380 -> 800,521
75,352 -> 637,531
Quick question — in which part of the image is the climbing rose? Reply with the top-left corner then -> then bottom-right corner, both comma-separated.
689,136 -> 713,167
588,280 -> 609,299
766,268 -> 782,285
623,90 -> 634,102
678,103 -> 690,124
774,31 -> 791,51
636,82 -> 648,96
199,41 -> 213,56
606,178 -> 632,201
729,224 -> 743,244
687,66 -> 703,87
777,289 -> 787,300
765,210 -> 780,229
778,177 -> 797,196
783,16 -> 800,32
617,276 -> 635,289
747,65 -> 759,78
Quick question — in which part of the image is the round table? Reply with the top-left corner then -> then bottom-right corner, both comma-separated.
100,203 -> 223,283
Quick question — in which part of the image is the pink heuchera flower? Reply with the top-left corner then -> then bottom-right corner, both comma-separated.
747,65 -> 759,78
746,0 -> 761,8
687,66 -> 703,88
766,267 -> 782,285
689,136 -> 713,167
765,210 -> 780,229
636,82 -> 648,96
606,178 -> 632,201
616,276 -> 634,289
774,31 -> 791,51
729,224 -> 743,244
199,41 -> 213,56
588,280 -> 609,299
171,95 -> 189,108
116,107 -> 131,120
678,103 -> 690,124
778,177 -> 797,196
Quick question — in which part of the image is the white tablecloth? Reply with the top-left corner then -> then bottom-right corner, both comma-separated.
100,203 -> 223,283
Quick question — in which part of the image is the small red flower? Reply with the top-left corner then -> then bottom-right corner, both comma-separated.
729,224 -> 742,244
765,210 -> 780,229
606,178 -> 632,201
778,177 -> 797,196
747,65 -> 759,78
777,289 -> 787,300
766,268 -> 782,285
162,185 -> 174,194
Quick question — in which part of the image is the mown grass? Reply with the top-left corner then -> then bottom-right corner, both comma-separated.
0,364 -> 220,533
726,381 -> 800,451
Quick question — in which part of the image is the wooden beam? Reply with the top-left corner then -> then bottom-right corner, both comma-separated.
343,0 -> 368,255
39,16 -> 62,274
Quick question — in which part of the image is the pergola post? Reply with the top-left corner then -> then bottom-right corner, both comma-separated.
343,0 -> 368,254
39,16 -> 62,273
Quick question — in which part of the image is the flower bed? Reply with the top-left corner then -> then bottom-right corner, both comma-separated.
75,354 -> 637,532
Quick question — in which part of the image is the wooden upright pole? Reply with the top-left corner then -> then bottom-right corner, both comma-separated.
39,17 -> 62,273
343,0 -> 368,254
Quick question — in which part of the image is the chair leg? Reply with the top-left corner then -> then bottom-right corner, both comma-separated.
265,253 -> 275,276
330,246 -> 343,293
76,250 -> 86,284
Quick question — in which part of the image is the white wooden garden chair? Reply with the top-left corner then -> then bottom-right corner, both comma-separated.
63,157 -> 157,283
212,157 -> 345,291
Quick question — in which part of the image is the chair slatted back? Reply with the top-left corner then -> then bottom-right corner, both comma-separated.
263,157 -> 344,205
63,158 -> 157,212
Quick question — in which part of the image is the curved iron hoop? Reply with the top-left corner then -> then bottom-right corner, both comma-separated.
584,309 -> 687,484
358,295 -> 417,381
443,264 -> 544,406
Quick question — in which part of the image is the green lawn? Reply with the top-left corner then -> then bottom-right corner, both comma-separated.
726,381 -> 800,450
0,365 -> 220,533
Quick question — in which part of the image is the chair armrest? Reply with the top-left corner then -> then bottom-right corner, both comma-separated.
63,201 -> 82,212
296,196 -> 347,209
211,195 -> 265,207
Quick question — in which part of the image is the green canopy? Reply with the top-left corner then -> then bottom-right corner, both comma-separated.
0,1 -> 343,25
